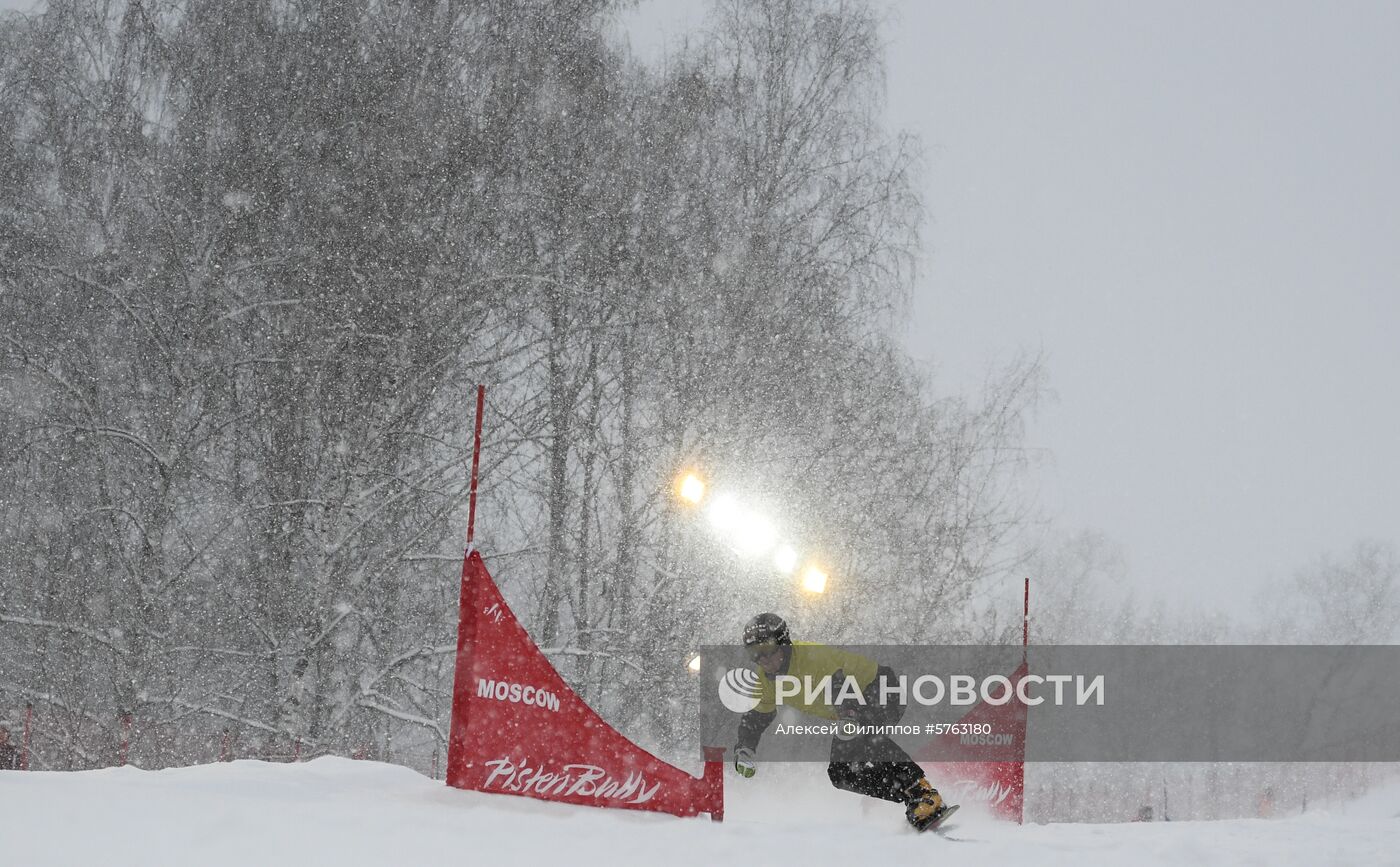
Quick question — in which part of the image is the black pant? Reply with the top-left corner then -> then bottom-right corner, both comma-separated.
826,666 -> 926,803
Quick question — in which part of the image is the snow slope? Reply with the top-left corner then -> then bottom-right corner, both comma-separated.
2,758 -> 1398,866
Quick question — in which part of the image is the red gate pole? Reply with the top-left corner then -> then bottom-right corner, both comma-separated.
448,386 -> 487,787
466,385 -> 485,545
445,551 -> 482,787
1021,576 -> 1031,824
22,703 -> 33,771
1022,576 -> 1030,654
218,728 -> 232,762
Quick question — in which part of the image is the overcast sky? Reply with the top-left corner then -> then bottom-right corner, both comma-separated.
623,0 -> 1400,614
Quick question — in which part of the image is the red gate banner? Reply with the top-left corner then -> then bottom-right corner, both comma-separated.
914,659 -> 1028,823
446,549 -> 724,820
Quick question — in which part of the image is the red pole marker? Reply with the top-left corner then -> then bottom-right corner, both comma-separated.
466,384 -> 486,545
22,703 -> 33,771
1023,576 -> 1031,650
218,729 -> 232,762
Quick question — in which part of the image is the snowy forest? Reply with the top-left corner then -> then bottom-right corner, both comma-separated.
1,0 -> 1395,822
1,0 -> 1042,771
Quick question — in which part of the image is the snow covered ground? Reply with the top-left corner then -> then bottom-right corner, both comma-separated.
3,758 -> 1398,866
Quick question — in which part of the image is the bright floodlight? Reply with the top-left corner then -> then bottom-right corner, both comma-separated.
676,472 -> 706,505
800,565 -> 828,594
687,654 -> 702,673
773,545 -> 799,575
732,513 -> 778,558
707,494 -> 741,531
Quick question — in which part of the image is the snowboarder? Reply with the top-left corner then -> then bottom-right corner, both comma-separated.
731,613 -> 955,831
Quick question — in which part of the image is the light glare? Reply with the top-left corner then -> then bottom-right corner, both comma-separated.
774,545 -> 799,574
677,473 -> 706,505
800,565 -> 828,594
697,487 -> 811,578
732,514 -> 778,558
707,494 -> 741,531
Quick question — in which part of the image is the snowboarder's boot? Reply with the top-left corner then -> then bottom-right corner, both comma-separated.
903,777 -> 952,831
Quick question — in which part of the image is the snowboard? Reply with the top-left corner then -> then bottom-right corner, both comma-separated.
917,803 -> 959,833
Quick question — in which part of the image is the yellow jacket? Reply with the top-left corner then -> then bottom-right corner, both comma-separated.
754,642 -> 879,719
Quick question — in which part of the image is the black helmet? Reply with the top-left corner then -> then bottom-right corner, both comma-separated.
743,612 -> 791,648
